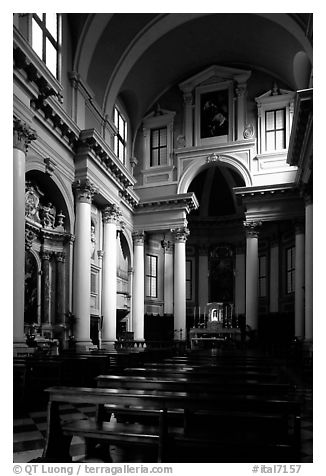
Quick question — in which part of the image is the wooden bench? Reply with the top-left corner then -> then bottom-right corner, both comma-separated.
41,384 -> 301,463
121,366 -> 282,382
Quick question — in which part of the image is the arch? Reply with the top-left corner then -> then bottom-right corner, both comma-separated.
102,13 -> 312,115
25,160 -> 74,233
177,154 -> 252,195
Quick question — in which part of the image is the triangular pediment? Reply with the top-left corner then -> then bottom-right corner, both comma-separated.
255,86 -> 295,103
179,65 -> 251,92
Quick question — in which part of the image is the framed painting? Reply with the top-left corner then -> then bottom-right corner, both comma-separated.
195,82 -> 233,146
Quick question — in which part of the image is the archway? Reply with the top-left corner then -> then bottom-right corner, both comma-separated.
186,163 -> 246,320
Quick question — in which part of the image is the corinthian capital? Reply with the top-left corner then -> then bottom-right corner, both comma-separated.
13,117 -> 37,153
102,203 -> 122,224
132,231 -> 145,245
171,226 -> 190,243
72,179 -> 97,204
243,220 -> 262,238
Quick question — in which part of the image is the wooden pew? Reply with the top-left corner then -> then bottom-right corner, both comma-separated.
42,384 -> 301,463
121,366 -> 282,382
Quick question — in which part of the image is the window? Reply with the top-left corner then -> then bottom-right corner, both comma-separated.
265,109 -> 285,151
286,247 -> 295,294
150,127 -> 167,166
186,260 -> 192,300
255,87 -> 295,155
114,106 -> 127,164
258,255 -> 267,297
146,255 -> 158,298
31,14 -> 60,78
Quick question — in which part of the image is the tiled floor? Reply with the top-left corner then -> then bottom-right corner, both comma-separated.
13,386 -> 312,463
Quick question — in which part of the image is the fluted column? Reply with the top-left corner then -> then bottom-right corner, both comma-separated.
13,118 -> 37,348
55,252 -> 66,325
198,245 -> 209,311
162,239 -> 174,315
72,179 -> 96,350
172,227 -> 189,340
132,232 -> 145,340
304,196 -> 313,340
269,235 -> 279,313
294,221 -> 305,338
41,251 -> 52,326
244,221 -> 261,330
235,242 -> 246,317
102,204 -> 121,346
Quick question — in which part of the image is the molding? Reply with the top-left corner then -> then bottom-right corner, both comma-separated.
135,192 -> 199,214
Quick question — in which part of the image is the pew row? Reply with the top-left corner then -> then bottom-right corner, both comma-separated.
41,385 -> 301,463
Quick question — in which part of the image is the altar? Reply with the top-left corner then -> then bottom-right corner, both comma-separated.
189,302 -> 241,349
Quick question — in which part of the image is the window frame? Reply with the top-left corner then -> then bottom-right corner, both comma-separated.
286,246 -> 295,295
113,105 -> 127,165
150,127 -> 168,167
265,108 -> 286,152
30,13 -> 61,80
186,259 -> 193,301
145,254 -> 158,299
258,255 -> 268,298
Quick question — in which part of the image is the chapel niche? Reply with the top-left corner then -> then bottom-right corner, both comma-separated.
24,171 -> 71,343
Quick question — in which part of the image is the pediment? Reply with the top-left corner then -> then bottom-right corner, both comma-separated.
179,65 -> 251,92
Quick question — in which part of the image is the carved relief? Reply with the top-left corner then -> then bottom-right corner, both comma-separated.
171,226 -> 190,243
243,123 -> 254,139
25,181 -> 66,231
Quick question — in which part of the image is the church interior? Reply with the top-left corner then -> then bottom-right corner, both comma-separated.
13,13 -> 313,464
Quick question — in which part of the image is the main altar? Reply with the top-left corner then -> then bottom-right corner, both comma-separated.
189,302 -> 241,349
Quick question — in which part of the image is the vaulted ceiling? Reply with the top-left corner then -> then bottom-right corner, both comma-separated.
67,13 -> 312,136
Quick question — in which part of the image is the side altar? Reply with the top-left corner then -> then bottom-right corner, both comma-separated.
189,302 -> 241,349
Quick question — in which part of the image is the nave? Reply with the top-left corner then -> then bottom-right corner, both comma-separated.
13,346 -> 312,464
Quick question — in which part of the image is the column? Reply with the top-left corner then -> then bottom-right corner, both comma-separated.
162,239 -> 174,315
244,221 -> 261,330
102,204 -> 121,346
13,118 -> 37,350
72,179 -> 95,350
41,250 -> 52,327
269,235 -> 279,313
198,245 -> 209,311
304,196 -> 313,340
183,91 -> 193,147
132,232 -> 145,340
294,221 -> 305,338
55,252 -> 66,325
173,227 -> 189,340
235,242 -> 246,318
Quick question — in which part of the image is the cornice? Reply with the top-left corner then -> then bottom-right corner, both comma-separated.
135,192 -> 199,213
77,129 -> 136,190
234,183 -> 299,201
287,88 -> 313,167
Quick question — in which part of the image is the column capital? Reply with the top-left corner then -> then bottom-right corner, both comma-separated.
183,91 -> 193,106
132,231 -> 145,245
243,220 -> 262,238
161,239 -> 173,253
41,250 -> 52,261
236,84 -> 247,97
171,226 -> 190,243
54,251 -> 66,263
72,179 -> 97,204
13,117 -> 37,153
102,203 -> 122,224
